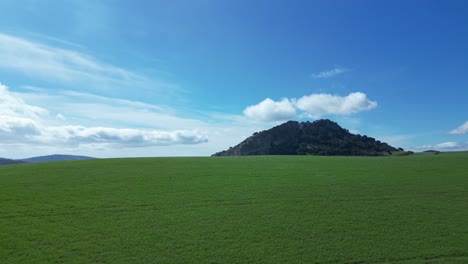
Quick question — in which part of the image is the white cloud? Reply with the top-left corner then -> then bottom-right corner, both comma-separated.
449,121 -> 468,135
243,98 -> 296,122
0,84 -> 207,149
296,92 -> 377,118
243,92 -> 377,122
311,67 -> 347,79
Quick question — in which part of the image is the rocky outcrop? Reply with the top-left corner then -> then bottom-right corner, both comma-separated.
212,119 -> 400,156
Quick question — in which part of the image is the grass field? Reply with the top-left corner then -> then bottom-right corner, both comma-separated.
1,153 -> 467,263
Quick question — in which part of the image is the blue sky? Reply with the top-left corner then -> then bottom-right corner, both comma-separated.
0,0 -> 467,158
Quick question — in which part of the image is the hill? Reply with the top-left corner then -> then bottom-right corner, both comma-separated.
213,119 -> 402,156
20,154 -> 95,163
0,158 -> 26,165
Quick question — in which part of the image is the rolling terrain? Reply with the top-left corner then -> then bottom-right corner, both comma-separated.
1,153 -> 467,263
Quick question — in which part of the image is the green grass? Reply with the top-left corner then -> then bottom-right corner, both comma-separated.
1,153 -> 467,263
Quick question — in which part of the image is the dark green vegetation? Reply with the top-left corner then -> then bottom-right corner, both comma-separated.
213,119 -> 405,156
1,153 -> 467,263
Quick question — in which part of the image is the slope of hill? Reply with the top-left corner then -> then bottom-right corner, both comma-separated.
20,154 -> 95,163
0,158 -> 26,165
213,119 -> 401,156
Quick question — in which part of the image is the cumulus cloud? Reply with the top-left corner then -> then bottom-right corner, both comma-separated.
0,84 -> 207,148
295,92 -> 377,118
449,121 -> 468,135
243,92 -> 377,122
243,98 -> 296,122
311,67 -> 347,79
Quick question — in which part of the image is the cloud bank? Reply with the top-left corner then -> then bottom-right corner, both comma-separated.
449,121 -> 468,135
416,141 -> 468,151
0,84 -> 207,148
0,117 -> 206,147
434,142 -> 460,149
243,92 -> 377,122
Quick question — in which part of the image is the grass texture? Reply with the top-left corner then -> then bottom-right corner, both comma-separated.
1,153 -> 467,263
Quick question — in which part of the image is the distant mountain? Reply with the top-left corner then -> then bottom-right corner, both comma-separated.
20,154 -> 95,163
213,119 -> 403,156
0,158 -> 26,165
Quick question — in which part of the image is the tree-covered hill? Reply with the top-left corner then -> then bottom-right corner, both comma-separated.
213,119 -> 404,156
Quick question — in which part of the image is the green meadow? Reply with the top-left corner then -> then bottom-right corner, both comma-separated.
1,153 -> 467,263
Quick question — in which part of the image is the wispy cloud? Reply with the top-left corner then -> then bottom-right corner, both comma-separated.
311,67 -> 347,79
0,84 -> 48,119
0,33 -> 174,93
243,92 -> 377,122
449,121 -> 468,135
16,86 -> 203,130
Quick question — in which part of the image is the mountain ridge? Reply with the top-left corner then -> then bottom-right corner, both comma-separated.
20,154 -> 95,163
0,154 -> 95,165
0,158 -> 26,165
213,119 -> 403,156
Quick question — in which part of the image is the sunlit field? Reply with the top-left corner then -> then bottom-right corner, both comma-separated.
1,153 -> 467,263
